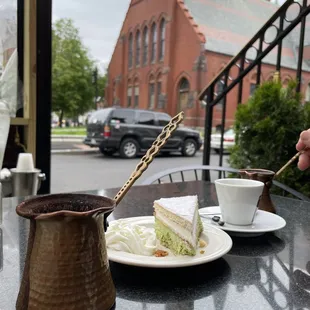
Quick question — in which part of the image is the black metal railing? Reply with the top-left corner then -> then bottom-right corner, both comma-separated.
198,0 -> 310,181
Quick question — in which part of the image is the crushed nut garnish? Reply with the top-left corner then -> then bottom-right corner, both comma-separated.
154,250 -> 169,257
199,239 -> 207,248
200,250 -> 205,254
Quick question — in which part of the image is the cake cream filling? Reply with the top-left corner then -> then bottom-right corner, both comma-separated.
155,209 -> 199,247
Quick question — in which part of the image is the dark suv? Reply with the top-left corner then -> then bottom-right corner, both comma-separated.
84,108 -> 202,158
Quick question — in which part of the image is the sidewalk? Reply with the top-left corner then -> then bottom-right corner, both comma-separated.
52,142 -> 99,155
51,135 -> 97,154
52,145 -> 99,154
51,135 -> 85,142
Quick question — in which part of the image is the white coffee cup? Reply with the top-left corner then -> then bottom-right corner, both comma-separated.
215,178 -> 264,226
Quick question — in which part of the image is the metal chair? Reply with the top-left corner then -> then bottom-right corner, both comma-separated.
141,165 -> 310,202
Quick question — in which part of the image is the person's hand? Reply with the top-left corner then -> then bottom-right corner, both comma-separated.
296,129 -> 310,170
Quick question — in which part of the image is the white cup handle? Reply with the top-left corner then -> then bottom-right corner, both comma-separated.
251,195 -> 262,223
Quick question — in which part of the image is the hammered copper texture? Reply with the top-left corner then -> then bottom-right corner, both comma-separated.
239,169 -> 276,214
16,194 -> 116,310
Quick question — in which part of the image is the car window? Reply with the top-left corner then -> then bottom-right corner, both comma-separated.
156,113 -> 171,126
88,109 -> 111,123
110,109 -> 135,124
137,112 -> 155,126
225,129 -> 234,135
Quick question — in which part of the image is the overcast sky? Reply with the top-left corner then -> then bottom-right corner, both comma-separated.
52,0 -> 285,73
53,0 -> 130,72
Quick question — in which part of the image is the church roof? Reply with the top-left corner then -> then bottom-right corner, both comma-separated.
182,0 -> 310,71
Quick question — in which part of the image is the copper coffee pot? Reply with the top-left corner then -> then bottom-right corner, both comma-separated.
239,169 -> 276,213
239,147 -> 309,214
16,194 -> 117,310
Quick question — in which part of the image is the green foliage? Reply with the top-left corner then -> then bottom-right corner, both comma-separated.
229,80 -> 310,197
97,74 -> 107,101
304,101 -> 310,126
52,18 -> 95,122
52,127 -> 86,136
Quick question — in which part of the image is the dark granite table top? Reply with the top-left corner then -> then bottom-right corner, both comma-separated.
1,180 -> 310,310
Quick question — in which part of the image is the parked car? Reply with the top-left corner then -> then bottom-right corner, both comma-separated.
211,128 -> 235,153
84,108 -> 202,158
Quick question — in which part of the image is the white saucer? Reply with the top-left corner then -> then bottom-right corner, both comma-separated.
107,216 -> 232,268
199,207 -> 286,237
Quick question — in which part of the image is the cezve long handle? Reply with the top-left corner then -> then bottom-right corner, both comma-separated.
114,111 -> 184,205
275,147 -> 308,178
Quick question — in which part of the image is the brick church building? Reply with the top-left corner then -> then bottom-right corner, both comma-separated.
105,0 -> 310,128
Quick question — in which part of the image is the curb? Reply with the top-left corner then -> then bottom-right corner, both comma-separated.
52,138 -> 84,143
52,148 -> 99,155
51,135 -> 85,143
51,135 -> 85,138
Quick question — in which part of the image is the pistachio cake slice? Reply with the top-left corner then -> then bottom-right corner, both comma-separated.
153,195 -> 203,256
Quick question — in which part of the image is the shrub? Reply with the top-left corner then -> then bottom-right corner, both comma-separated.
229,80 -> 310,197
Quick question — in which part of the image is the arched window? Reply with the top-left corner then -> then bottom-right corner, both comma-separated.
128,33 -> 133,68
282,77 -> 292,88
178,78 -> 190,112
216,80 -> 225,110
135,30 -> 141,66
249,73 -> 257,98
127,80 -> 132,107
267,74 -> 274,81
143,27 -> 148,65
149,75 -> 155,109
156,73 -> 163,108
151,23 -> 157,63
250,83 -> 256,96
134,78 -> 139,108
159,19 -> 166,60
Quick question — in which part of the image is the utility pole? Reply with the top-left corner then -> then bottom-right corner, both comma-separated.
93,67 -> 98,110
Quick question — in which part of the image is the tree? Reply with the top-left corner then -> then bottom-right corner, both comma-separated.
229,80 -> 310,197
52,18 -> 95,125
92,67 -> 107,106
97,74 -> 107,102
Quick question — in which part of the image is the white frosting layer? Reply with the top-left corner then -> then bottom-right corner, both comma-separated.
154,195 -> 198,223
106,220 -> 156,256
156,211 -> 198,247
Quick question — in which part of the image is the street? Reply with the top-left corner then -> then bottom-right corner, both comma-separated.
51,151 -> 229,193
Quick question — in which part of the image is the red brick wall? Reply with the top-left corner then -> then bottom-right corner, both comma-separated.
304,46 -> 310,61
106,0 -> 205,124
107,0 -> 181,111
167,0 -> 204,122
106,0 -> 310,130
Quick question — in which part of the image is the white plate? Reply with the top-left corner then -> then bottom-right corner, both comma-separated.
107,216 -> 232,268
199,207 -> 286,237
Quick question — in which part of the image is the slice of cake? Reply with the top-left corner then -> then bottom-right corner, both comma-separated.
153,195 -> 203,256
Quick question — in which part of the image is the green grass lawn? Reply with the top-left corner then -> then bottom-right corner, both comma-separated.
52,127 -> 86,136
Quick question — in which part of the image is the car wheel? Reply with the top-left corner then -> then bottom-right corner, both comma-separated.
182,139 -> 198,157
120,138 -> 139,159
100,147 -> 116,156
